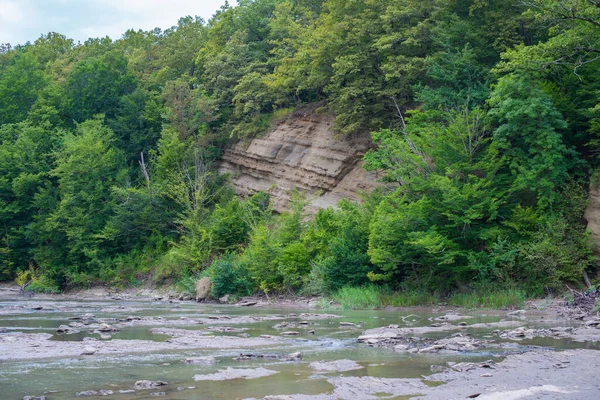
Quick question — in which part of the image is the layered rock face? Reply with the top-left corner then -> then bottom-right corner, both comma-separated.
219,113 -> 379,212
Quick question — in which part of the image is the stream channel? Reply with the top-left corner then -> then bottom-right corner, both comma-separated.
1,298 -> 599,399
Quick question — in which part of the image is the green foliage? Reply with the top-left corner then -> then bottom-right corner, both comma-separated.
332,285 -> 381,310
449,288 -> 526,309
488,73 -> 571,207
0,0 -> 598,303
209,253 -> 254,298
320,201 -> 374,290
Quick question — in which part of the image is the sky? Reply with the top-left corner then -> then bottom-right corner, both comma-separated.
0,0 -> 228,46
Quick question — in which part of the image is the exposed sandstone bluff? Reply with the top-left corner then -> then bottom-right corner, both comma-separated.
219,112 -> 379,212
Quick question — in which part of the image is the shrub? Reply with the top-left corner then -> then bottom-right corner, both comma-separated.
209,254 -> 254,298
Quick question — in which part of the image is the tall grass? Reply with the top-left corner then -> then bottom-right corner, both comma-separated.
332,285 -> 381,310
331,286 -> 440,309
329,285 -> 526,310
449,288 -> 526,309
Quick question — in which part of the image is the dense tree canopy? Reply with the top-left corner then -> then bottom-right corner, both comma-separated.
0,0 -> 598,298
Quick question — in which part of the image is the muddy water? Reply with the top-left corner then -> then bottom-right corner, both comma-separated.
0,298 -> 597,399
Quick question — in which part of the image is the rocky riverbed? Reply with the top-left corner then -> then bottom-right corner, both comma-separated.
1,289 -> 600,399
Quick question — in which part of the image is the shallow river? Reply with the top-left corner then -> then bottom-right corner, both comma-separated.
0,298 -> 598,399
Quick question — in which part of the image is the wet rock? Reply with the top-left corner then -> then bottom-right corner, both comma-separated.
207,326 -> 248,333
23,396 -> 47,400
149,392 -> 166,396
119,390 -> 135,394
309,359 -> 363,373
339,322 -> 358,327
134,380 -> 168,390
183,356 -> 218,365
584,319 -> 600,327
75,391 -> 98,396
235,352 -> 301,362
298,313 -> 340,320
195,277 -> 212,302
96,323 -> 119,333
280,331 -> 300,336
238,300 -> 258,307
432,314 -> 473,322
365,332 -> 486,354
507,310 -> 526,316
0,327 -> 8,333
56,325 -> 79,334
81,346 -> 97,355
193,367 -> 279,381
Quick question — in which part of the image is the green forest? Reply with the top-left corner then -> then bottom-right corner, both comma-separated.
1,0 -> 599,305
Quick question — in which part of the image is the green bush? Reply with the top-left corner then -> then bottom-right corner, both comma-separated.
209,253 -> 254,298
278,241 -> 310,290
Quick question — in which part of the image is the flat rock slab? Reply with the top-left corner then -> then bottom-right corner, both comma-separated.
0,330 -> 282,361
431,314 -> 473,322
358,320 -> 523,343
309,359 -> 363,373
194,367 -> 279,381
252,350 -> 600,400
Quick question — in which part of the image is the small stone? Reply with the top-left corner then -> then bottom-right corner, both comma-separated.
458,322 -> 468,326
98,390 -> 114,396
394,344 -> 410,352
480,373 -> 493,377
280,331 -> 300,336
134,380 -> 168,390
76,391 -> 98,396
119,390 -> 135,394
183,357 -> 217,365
149,392 -> 166,396
81,346 -> 97,355
23,397 -> 47,400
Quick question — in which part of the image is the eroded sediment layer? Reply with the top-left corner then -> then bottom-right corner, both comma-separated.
219,111 -> 380,212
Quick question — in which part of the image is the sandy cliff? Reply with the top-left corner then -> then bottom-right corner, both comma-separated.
219,112 -> 379,212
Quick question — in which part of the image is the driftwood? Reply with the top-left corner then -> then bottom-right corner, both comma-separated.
18,280 -> 31,296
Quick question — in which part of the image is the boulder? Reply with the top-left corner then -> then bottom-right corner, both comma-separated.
195,277 -> 212,302
219,294 -> 230,303
56,325 -> 79,334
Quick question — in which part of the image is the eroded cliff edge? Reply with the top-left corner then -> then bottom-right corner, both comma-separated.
219,112 -> 379,212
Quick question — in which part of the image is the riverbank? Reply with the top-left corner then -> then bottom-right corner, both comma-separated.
1,282 -> 584,314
